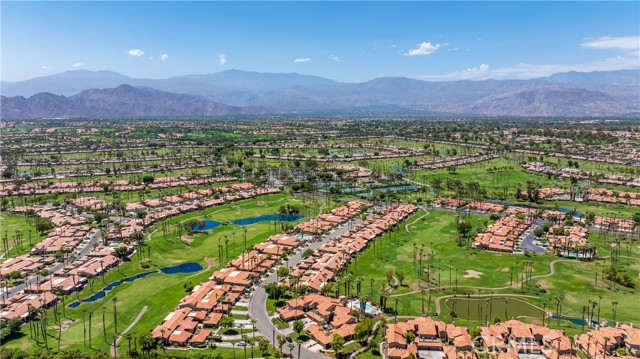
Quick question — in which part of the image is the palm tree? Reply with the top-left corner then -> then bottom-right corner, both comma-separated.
277,333 -> 287,353
241,334 -> 248,358
356,276 -> 363,296
113,297 -> 118,336
102,306 -> 107,343
394,298 -> 399,323
597,296 -> 603,324
88,311 -> 93,348
125,333 -> 132,354
590,300 -> 597,327
160,329 -> 166,353
369,278 -> 374,298
82,309 -> 87,347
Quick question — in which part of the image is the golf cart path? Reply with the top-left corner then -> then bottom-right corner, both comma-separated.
433,293 -> 542,315
390,259 -> 574,298
111,305 -> 148,356
405,208 -> 429,233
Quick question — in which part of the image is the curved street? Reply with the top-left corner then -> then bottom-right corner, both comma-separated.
248,214 -> 368,359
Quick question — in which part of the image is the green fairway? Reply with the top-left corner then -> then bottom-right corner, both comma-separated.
0,212 -> 46,257
445,297 -> 544,322
337,208 -> 639,331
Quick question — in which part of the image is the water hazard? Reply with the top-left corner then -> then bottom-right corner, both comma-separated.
68,262 -> 203,308
193,213 -> 304,230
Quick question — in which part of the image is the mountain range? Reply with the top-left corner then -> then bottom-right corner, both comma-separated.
2,69 -> 639,118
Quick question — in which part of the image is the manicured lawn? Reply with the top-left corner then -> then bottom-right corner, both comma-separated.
542,200 -> 640,219
0,212 -> 46,257
414,158 -> 562,195
337,209 -> 639,330
273,318 -> 289,330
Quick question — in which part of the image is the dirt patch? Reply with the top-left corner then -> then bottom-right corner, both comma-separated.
564,293 -> 577,303
395,254 -> 413,262
60,319 -> 76,331
408,281 -> 424,291
537,280 -> 554,290
462,269 -> 483,279
180,236 -> 195,244
500,267 -> 511,272
204,257 -> 218,269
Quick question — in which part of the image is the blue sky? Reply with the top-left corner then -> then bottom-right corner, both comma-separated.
2,1 -> 639,82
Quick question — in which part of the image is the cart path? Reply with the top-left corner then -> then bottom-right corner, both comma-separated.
389,259 -> 574,298
405,209 -> 429,233
111,305 -> 148,356
434,293 -> 542,315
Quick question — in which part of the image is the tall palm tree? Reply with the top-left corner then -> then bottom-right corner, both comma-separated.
394,298 -> 399,323
113,297 -> 118,336
82,309 -> 87,347
88,311 -> 93,348
102,306 -> 108,343
125,333 -> 132,354
597,296 -> 603,324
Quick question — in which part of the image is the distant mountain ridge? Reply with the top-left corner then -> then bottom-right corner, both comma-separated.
1,69 -> 639,118
1,85 -> 266,119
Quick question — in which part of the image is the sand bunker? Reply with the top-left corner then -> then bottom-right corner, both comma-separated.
462,269 -> 483,278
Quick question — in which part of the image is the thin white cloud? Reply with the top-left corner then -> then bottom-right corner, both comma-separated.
331,54 -> 340,62
128,49 -> 145,57
421,36 -> 640,81
421,55 -> 639,81
160,54 -> 169,61
581,36 -> 640,51
218,53 -> 226,65
423,63 -> 491,80
406,42 -> 440,56
42,65 -> 49,70
293,57 -> 311,64
72,62 -> 83,68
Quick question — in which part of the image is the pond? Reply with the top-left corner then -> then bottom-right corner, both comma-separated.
487,201 -> 582,218
193,213 -> 305,230
550,314 -> 598,326
444,297 -> 544,322
68,262 -> 203,308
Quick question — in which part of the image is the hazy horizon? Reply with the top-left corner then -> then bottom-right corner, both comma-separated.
2,1 -> 639,83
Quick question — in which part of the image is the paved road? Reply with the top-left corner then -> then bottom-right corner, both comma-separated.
248,213 -> 369,359
4,229 -> 103,297
519,219 -> 546,254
